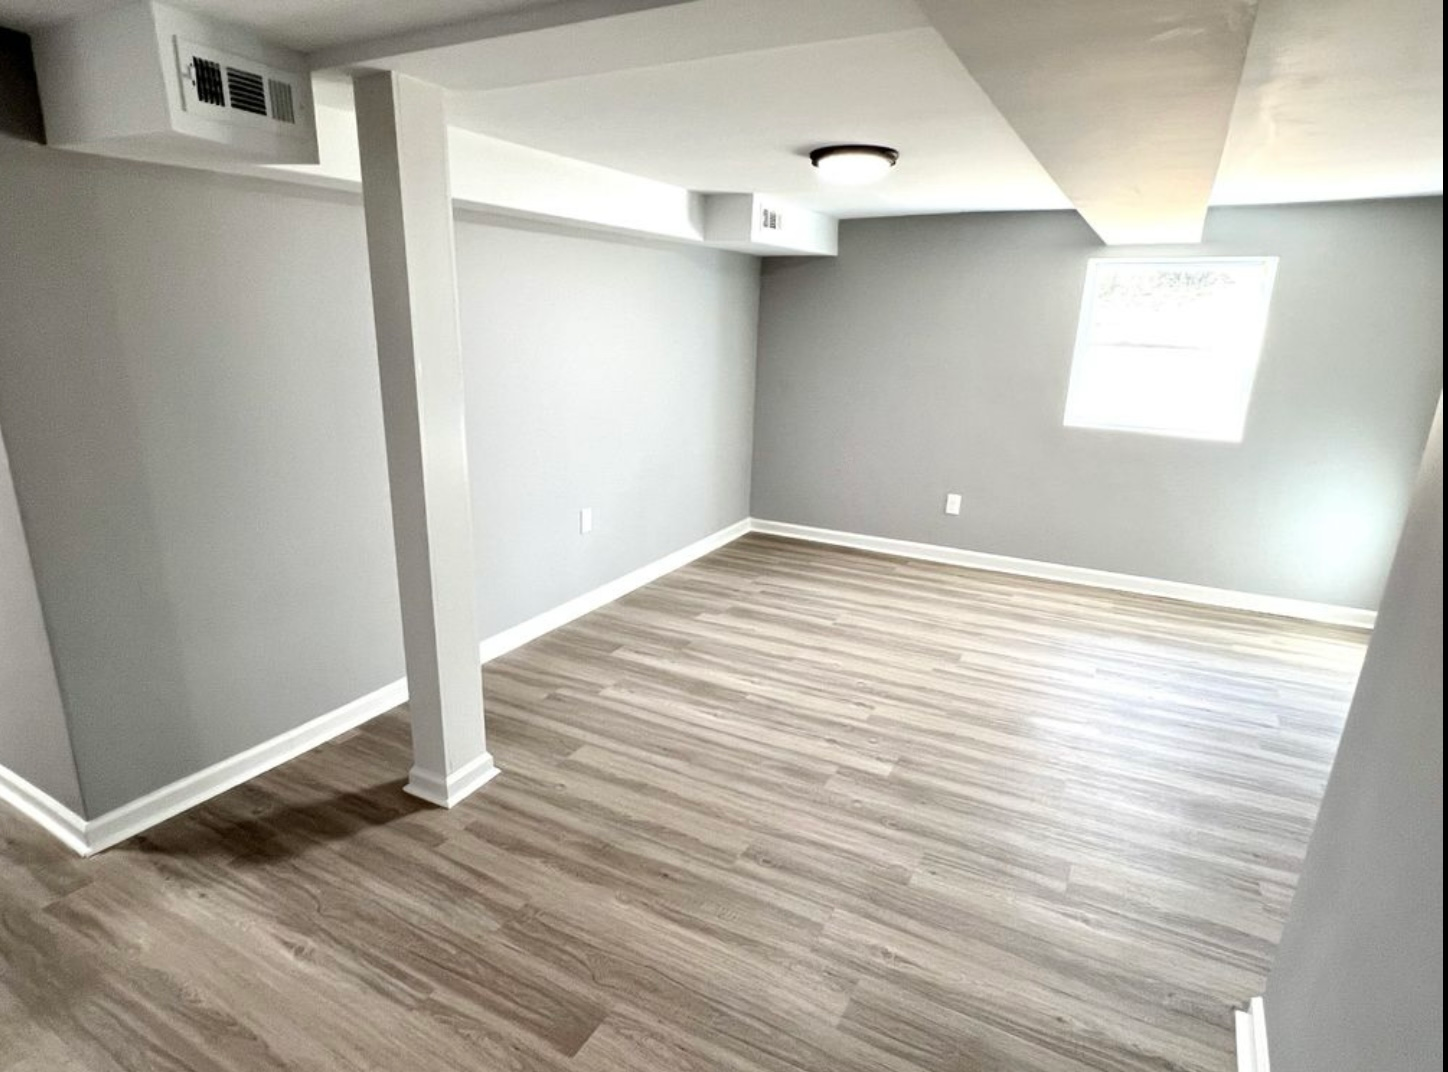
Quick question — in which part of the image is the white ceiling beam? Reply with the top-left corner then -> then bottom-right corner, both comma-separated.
919,0 -> 1260,244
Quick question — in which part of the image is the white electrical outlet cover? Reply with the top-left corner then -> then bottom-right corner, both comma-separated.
945,494 -> 962,516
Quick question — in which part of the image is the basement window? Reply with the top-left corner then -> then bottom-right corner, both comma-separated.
1063,257 -> 1278,442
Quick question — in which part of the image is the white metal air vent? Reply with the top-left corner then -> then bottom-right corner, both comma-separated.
34,1 -> 318,168
176,39 -> 304,130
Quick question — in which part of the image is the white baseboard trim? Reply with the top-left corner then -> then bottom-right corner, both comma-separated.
478,518 -> 753,664
405,751 -> 500,808
750,520 -> 1377,629
1236,996 -> 1271,1072
0,764 -> 89,857
18,514 -> 1348,856
82,677 -> 411,855
6,518 -> 751,857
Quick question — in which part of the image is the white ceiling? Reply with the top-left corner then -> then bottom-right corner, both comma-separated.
4,0 -> 1442,227
0,0 -> 587,51
364,0 -> 929,92
442,27 -> 1071,218
340,0 -> 1443,226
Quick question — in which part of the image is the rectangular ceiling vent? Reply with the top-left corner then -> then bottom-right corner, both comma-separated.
179,39 -> 305,130
33,2 -> 318,167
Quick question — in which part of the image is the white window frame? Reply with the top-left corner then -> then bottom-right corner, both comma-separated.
1063,256 -> 1279,443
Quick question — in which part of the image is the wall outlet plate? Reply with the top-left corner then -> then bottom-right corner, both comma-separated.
580,507 -> 593,534
945,493 -> 962,516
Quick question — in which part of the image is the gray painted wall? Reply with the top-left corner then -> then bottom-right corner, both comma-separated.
457,217 -> 758,634
1265,400 -> 1443,1072
753,200 -> 1444,610
0,419 -> 83,813
0,143 -> 757,817
0,145 -> 403,818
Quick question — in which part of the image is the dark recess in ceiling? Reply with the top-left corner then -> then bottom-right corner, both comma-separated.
0,26 -> 45,144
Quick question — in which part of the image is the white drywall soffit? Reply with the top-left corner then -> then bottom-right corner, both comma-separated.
449,132 -> 834,254
167,88 -> 707,244
702,193 -> 837,256
1214,0 -> 1444,206
262,81 -> 836,255
918,0 -> 1259,244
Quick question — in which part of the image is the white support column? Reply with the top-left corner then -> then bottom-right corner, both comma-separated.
354,71 -> 497,807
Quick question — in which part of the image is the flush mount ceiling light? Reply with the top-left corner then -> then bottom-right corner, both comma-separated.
809,144 -> 899,186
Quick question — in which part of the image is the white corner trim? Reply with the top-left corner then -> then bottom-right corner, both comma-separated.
478,517 -> 753,664
0,764 -> 90,857
81,677 -> 410,855
1236,996 -> 1271,1072
4,518 -> 754,857
405,751 -> 500,808
750,520 -> 1376,629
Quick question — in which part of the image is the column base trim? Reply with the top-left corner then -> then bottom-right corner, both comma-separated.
404,751 -> 500,808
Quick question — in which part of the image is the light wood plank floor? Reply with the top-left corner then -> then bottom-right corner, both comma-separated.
1,534 -> 1367,1071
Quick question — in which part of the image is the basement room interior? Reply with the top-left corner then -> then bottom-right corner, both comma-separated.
0,1 -> 1441,1070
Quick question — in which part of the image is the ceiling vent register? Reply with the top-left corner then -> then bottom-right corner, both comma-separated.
32,2 -> 319,167
178,40 -> 302,127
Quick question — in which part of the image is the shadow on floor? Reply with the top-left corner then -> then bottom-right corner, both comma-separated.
114,780 -> 433,861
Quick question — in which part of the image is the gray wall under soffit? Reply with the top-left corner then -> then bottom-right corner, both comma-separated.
752,199 -> 1444,610
0,147 -> 403,819
0,143 -> 758,817
1264,401 -> 1443,1072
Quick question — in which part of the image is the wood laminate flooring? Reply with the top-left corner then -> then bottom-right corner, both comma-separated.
1,534 -> 1368,1071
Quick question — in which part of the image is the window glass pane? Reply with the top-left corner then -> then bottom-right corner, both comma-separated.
1088,261 -> 1269,351
1064,257 -> 1277,442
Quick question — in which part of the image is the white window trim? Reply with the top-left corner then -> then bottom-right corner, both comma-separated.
1063,255 -> 1280,443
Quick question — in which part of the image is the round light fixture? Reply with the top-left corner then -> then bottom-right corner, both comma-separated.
809,144 -> 900,186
